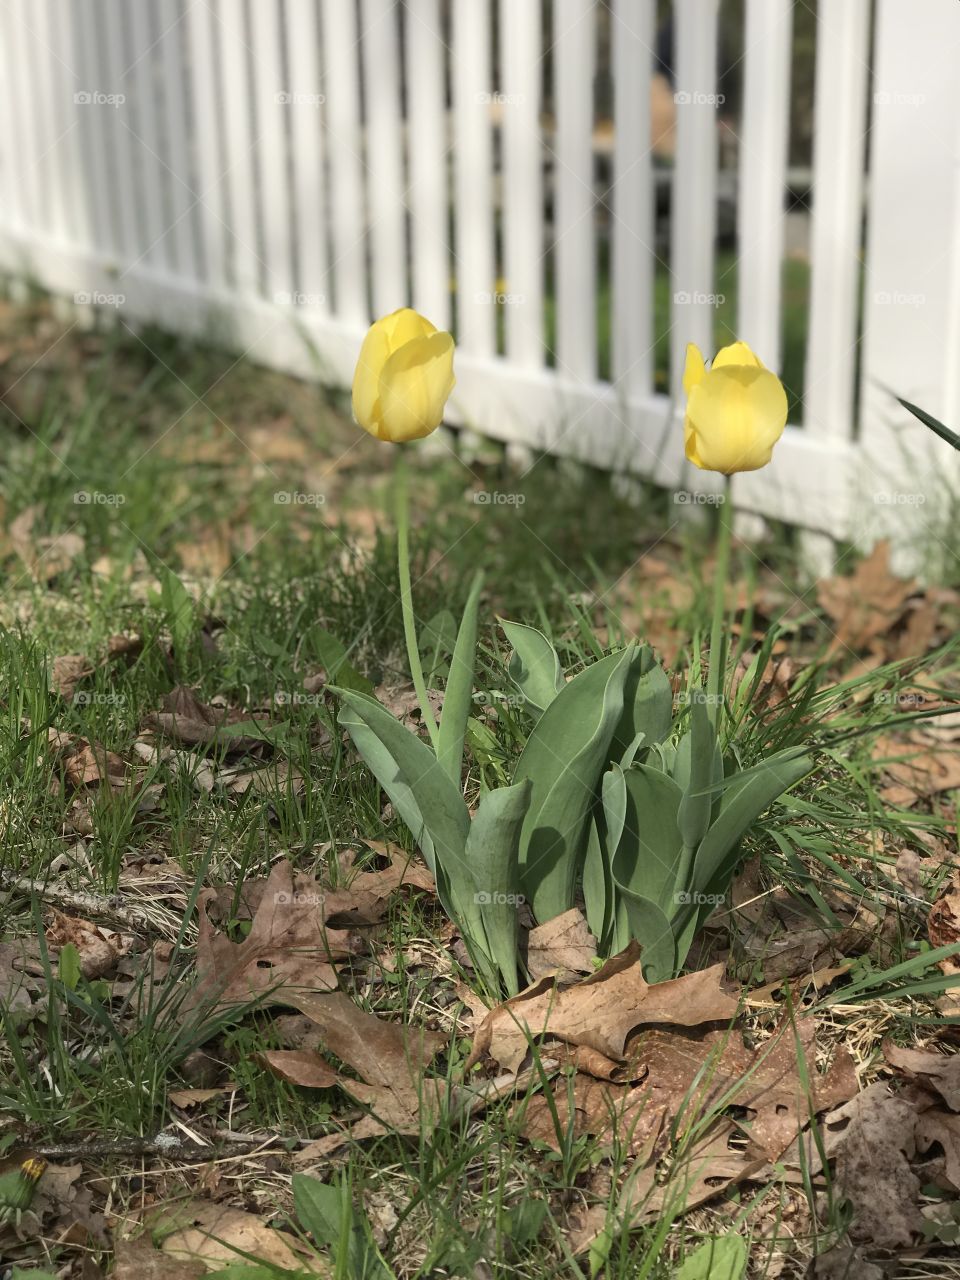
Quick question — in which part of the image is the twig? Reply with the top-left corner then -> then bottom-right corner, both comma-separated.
0,868 -> 154,931
29,1129 -> 308,1162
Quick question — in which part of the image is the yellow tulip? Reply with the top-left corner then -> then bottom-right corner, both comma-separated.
682,340 -> 788,474
352,308 -> 455,443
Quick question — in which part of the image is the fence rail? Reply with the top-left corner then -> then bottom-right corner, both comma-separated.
1,0 -> 958,550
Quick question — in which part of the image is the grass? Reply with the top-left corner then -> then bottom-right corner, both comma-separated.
0,296 -> 958,1275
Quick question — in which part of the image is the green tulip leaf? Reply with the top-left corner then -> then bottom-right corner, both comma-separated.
337,689 -> 470,916
610,650 -> 673,763
463,779 -> 532,994
437,571 -> 484,784
615,893 -> 677,983
675,695 -> 719,851
612,764 -> 684,915
676,1234 -> 747,1280
515,647 -> 634,920
693,750 -> 813,900
501,619 -> 565,717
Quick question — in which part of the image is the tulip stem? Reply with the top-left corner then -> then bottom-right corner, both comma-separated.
394,451 -> 441,751
706,478 -> 733,728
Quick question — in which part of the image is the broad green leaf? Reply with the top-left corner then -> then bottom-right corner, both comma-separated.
613,765 -> 684,915
675,695 -> 718,851
292,1173 -> 392,1279
337,699 -> 437,878
437,571 -> 484,784
157,565 -> 195,661
462,779 -> 532,994
58,942 -> 81,992
311,629 -> 374,695
693,750 -> 812,897
419,607 -> 457,679
501,618 -> 565,717
610,651 -> 673,762
676,1234 -> 747,1280
515,647 -> 634,920
615,893 -> 676,982
582,815 -> 611,953
337,690 -> 470,917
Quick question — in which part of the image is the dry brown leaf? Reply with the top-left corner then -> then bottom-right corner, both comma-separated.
145,686 -> 265,752
162,1202 -> 326,1273
818,540 -> 915,656
525,907 -> 597,981
9,505 -> 85,581
114,1237 -> 205,1279
255,1048 -> 340,1089
48,732 -> 133,791
874,732 -> 960,807
883,1040 -> 960,1110
185,861 -> 365,1022
466,942 -> 738,1074
51,653 -> 95,701
46,911 -> 126,980
168,1086 -> 237,1108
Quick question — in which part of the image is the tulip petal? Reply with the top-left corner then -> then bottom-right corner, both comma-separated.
379,307 -> 437,351
377,332 -> 456,442
682,344 -> 706,396
712,340 -> 764,371
685,366 -> 787,474
352,322 -> 393,433
683,413 -> 704,468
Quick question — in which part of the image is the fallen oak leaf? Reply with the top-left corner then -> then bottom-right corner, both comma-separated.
466,941 -> 738,1074
883,1040 -> 960,1110
817,540 -> 915,657
183,862 -> 365,1025
525,907 -> 597,982
255,1049 -> 340,1089
145,685 -> 266,753
160,1201 -> 325,1273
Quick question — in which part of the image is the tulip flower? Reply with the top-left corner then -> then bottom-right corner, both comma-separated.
682,340 -> 787,475
352,308 -> 455,443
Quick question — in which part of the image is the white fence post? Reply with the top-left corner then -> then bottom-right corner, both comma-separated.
859,0 -> 960,554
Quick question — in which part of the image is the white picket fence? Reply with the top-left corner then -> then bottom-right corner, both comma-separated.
1,0 -> 959,552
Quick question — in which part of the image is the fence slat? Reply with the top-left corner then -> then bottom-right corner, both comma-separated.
321,0 -> 367,324
250,0 -> 292,302
670,0 -> 719,390
217,0 -> 260,297
285,0 -> 328,310
736,0 -> 792,368
611,0 -> 655,398
803,0 -> 870,440
499,0 -> 543,368
101,0 -> 141,264
406,0 -> 450,329
157,0 -> 198,279
451,0 -> 494,357
127,2 -> 168,269
26,0 -> 69,244
360,0 -> 406,318
4,2 -> 43,233
185,0 -> 226,290
553,0 -> 595,381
